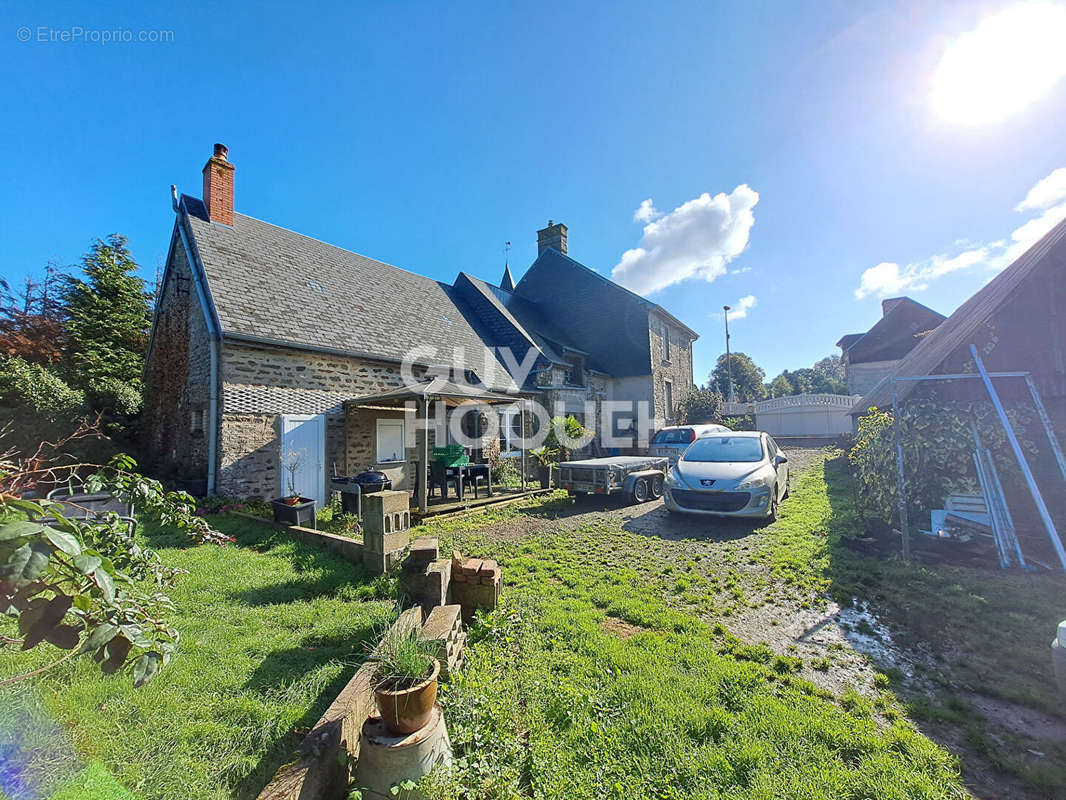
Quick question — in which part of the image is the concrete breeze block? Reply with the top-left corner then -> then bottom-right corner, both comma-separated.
408,537 -> 439,564
362,490 -> 410,538
362,528 -> 410,555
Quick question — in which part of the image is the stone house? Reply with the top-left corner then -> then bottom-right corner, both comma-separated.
836,297 -> 945,396
142,145 -> 698,501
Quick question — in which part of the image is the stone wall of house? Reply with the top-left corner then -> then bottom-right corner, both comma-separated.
142,232 -> 214,487
217,342 -> 420,498
648,311 -> 695,425
344,407 -> 429,492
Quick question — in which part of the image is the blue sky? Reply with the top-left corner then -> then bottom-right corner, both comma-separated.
3,0 -> 1066,383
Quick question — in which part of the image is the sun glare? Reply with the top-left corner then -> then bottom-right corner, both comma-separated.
931,2 -> 1066,125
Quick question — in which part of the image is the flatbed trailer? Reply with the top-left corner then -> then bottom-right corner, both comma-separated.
557,456 -> 669,504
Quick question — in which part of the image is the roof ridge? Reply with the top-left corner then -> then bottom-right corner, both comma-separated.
517,247 -> 699,339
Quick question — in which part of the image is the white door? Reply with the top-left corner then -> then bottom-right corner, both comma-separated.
279,414 -> 325,506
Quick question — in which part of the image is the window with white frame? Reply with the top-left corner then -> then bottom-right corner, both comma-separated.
375,418 -> 405,463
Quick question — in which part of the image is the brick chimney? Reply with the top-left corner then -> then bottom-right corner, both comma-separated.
537,219 -> 567,256
202,143 -> 235,225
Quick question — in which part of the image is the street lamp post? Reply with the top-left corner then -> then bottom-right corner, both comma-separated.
723,305 -> 735,404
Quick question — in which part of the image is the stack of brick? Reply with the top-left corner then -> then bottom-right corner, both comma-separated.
398,537 -> 451,610
450,553 -> 502,622
418,604 -> 465,679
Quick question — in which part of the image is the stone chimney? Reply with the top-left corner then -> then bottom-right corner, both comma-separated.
202,143 -> 235,225
537,220 -> 567,256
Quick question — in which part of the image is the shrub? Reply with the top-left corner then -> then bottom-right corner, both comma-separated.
725,414 -> 757,431
678,387 -> 724,424
87,376 -> 143,417
0,355 -> 85,421
848,394 -> 1037,524
848,407 -> 897,522
544,415 -> 593,461
484,436 -> 520,486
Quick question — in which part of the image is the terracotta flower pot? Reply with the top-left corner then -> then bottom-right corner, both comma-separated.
374,658 -> 440,735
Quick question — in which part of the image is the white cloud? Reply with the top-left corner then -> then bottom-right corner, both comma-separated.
633,198 -> 660,223
713,295 -> 758,321
730,265 -> 752,275
855,262 -> 912,299
612,186 -> 759,295
732,294 -> 757,319
855,168 -> 1066,298
1016,167 -> 1066,211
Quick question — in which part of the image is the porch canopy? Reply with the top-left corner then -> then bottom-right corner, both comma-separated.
344,378 -> 530,512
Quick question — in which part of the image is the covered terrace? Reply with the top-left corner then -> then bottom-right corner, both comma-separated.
343,378 -> 538,513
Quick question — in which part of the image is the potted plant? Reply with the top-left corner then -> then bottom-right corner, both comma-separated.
530,446 -> 558,489
271,448 -> 316,526
371,625 -> 440,735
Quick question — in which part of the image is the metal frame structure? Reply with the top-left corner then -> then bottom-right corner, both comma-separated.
891,349 -> 1066,571
345,379 -> 530,513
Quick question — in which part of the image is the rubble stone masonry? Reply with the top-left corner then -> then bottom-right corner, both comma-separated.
217,343 -> 413,498
142,237 -> 214,484
648,311 -> 695,425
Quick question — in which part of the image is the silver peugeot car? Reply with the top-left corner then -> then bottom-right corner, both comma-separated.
663,430 -> 789,521
649,423 -> 730,465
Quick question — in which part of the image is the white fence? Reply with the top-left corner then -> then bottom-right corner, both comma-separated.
722,394 -> 860,437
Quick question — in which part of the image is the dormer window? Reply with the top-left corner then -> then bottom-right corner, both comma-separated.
563,355 -> 585,386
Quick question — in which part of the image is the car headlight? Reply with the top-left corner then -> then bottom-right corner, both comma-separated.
736,474 -> 770,492
665,469 -> 682,488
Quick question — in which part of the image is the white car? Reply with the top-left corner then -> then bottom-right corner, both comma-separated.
649,424 -> 731,464
663,430 -> 790,521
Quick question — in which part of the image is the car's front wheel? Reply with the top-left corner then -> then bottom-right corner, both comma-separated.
766,490 -> 779,523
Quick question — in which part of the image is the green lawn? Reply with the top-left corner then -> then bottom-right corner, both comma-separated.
413,453 -> 1065,799
4,454 -> 1061,799
0,515 -> 395,800
417,465 -> 968,799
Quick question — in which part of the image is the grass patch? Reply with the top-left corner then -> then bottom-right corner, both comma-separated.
414,472 -> 967,799
0,514 -> 395,800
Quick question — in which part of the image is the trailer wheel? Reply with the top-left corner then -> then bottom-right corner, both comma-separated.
631,478 -> 650,504
650,474 -> 664,499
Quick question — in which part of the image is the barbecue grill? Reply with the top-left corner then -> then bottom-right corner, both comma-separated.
330,470 -> 393,516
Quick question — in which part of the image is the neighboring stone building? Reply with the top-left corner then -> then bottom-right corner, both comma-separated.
143,145 -> 698,500
836,297 -> 945,396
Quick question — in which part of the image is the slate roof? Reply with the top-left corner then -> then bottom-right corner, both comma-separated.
453,272 -> 597,370
853,214 -> 1066,414
842,297 -> 945,364
513,248 -> 697,377
836,333 -> 865,351
179,196 -> 516,390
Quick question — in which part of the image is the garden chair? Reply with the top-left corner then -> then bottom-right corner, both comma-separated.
429,461 -> 460,500
463,465 -> 487,499
43,486 -> 137,536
